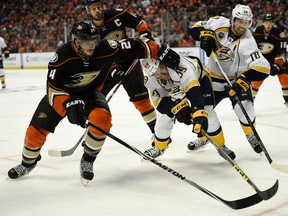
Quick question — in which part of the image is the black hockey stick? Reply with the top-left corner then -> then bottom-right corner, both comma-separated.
211,51 -> 288,173
48,129 -> 88,157
87,120 -> 265,210
202,131 -> 278,200
48,60 -> 138,157
106,59 -> 138,102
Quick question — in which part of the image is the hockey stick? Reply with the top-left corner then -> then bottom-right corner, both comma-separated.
48,128 -> 88,157
48,60 -> 138,157
202,131 -> 278,200
87,120 -> 265,210
211,51 -> 288,173
106,59 -> 138,102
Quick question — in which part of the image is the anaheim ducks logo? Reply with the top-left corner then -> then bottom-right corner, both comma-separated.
215,44 -> 234,62
104,30 -> 125,41
65,71 -> 101,88
258,42 -> 274,54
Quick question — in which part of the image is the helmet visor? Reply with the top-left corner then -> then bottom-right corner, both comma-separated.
78,39 -> 98,50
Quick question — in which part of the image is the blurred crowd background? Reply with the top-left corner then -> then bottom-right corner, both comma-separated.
0,0 -> 287,53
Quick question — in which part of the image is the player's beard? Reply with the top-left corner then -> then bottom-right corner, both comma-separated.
92,13 -> 103,22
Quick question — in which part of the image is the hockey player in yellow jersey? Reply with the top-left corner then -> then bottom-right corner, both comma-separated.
188,4 -> 270,155
141,45 -> 236,160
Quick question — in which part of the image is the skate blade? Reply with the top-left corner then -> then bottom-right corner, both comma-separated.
80,177 -> 90,186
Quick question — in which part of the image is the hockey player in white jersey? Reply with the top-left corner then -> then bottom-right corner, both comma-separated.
0,36 -> 9,89
140,45 -> 236,160
188,4 -> 270,154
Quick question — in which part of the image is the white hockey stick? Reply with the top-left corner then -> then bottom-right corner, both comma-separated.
211,51 -> 288,173
48,129 -> 88,157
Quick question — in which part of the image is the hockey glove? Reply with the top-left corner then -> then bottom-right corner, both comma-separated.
200,30 -> 216,57
191,106 -> 208,137
3,47 -> 9,58
270,64 -> 280,76
139,31 -> 154,41
228,75 -> 250,97
111,66 -> 126,83
158,43 -> 180,70
171,99 -> 192,125
64,96 -> 87,128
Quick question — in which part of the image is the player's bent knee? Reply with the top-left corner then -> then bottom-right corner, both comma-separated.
89,108 -> 112,136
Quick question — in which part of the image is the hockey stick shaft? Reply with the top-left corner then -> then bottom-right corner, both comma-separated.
202,131 -> 278,200
211,51 -> 288,172
86,120 -> 264,210
106,59 -> 138,102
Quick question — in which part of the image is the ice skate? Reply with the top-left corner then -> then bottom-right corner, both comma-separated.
187,139 -> 208,151
144,147 -> 165,159
217,145 -> 236,161
80,156 -> 94,186
143,138 -> 171,159
247,134 -> 262,153
284,102 -> 288,108
8,154 -> 41,179
2,82 -> 6,89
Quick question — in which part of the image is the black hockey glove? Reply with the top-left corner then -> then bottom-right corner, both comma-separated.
191,106 -> 208,137
139,30 -> 154,41
64,96 -> 87,128
158,43 -> 180,70
228,75 -> 250,97
111,66 -> 126,83
270,64 -> 280,76
3,47 -> 9,58
171,99 -> 192,125
200,30 -> 216,57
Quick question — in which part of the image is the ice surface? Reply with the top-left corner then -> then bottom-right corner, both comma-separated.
0,69 -> 287,216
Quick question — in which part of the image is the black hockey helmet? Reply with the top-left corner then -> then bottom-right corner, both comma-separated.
83,0 -> 103,8
263,13 -> 274,22
71,20 -> 100,49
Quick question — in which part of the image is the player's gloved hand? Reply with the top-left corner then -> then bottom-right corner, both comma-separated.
3,48 -> 9,58
200,30 -> 216,57
191,106 -> 208,137
64,96 -> 87,128
270,64 -> 280,76
228,75 -> 250,97
139,30 -> 154,41
111,66 -> 126,83
171,99 -> 192,125
158,43 -> 180,70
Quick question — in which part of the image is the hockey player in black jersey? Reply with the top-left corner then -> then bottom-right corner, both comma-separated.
252,13 -> 288,108
7,20 -> 160,185
84,0 -> 157,135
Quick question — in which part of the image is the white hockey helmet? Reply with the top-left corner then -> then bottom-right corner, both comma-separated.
232,4 -> 253,27
140,58 -> 160,75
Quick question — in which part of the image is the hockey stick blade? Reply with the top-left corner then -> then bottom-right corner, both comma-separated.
202,131 -> 279,201
271,162 -> 288,173
87,121 -> 265,210
185,177 -> 263,209
48,129 -> 88,157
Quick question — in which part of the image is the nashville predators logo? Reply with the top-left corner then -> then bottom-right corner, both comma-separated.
215,43 -> 234,62
65,71 -> 101,88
